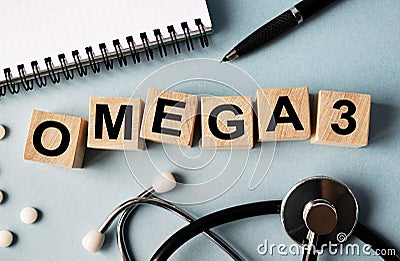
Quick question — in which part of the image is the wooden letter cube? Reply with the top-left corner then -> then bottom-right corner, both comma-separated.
257,87 -> 311,141
201,96 -> 254,149
87,97 -> 145,150
311,90 -> 371,147
140,88 -> 198,147
24,110 -> 88,168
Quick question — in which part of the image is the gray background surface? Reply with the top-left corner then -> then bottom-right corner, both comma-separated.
0,0 -> 399,260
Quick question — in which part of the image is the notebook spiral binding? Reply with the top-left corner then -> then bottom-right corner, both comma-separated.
0,18 -> 210,98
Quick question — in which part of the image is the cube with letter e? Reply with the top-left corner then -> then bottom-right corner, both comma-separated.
140,88 -> 198,147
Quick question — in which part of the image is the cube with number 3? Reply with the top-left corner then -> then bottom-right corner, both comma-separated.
311,90 -> 371,147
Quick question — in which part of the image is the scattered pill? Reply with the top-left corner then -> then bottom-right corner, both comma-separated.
0,125 -> 5,140
0,230 -> 13,248
20,207 -> 39,224
0,190 -> 3,204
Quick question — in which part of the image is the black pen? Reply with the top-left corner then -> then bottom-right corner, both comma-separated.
221,0 -> 339,62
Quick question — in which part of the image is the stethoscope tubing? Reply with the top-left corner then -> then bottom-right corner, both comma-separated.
117,189 -> 154,261
354,222 -> 400,261
99,195 -> 243,260
151,200 -> 282,260
151,200 -> 400,261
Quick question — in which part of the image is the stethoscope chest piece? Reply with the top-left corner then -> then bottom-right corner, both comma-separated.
281,176 -> 358,248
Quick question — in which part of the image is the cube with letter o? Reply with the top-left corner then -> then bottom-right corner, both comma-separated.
24,110 -> 88,168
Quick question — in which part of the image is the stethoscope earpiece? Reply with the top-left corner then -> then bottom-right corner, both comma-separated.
152,170 -> 177,193
82,229 -> 105,253
82,171 -> 177,254
281,176 -> 358,249
82,171 -> 242,260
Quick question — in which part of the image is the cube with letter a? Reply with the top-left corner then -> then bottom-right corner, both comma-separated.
140,88 -> 198,147
311,90 -> 371,147
201,96 -> 254,149
257,87 -> 311,141
87,96 -> 145,150
24,110 -> 88,168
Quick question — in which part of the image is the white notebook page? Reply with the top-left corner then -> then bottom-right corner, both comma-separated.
0,0 -> 211,72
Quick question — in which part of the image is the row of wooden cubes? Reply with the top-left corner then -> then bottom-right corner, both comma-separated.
24,87 -> 371,168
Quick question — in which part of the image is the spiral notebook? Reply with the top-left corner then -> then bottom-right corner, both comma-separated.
0,0 -> 212,97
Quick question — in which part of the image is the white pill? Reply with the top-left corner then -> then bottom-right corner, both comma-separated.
20,207 -> 38,224
0,125 -> 5,140
0,230 -> 13,248
0,190 -> 3,204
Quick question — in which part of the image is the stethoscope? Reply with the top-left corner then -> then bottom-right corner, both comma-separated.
82,172 -> 400,261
